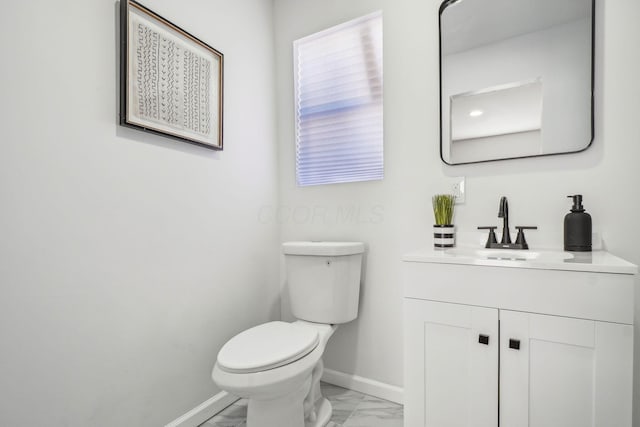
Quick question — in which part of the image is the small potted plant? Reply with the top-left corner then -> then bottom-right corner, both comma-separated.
432,194 -> 456,248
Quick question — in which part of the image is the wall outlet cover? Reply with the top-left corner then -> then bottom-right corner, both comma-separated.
452,177 -> 465,204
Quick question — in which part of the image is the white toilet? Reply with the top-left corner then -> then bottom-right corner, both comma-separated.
212,241 -> 364,427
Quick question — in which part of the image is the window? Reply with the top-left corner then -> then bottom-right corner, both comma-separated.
293,12 -> 383,186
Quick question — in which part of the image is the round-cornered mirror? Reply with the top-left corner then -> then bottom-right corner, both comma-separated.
439,0 -> 594,165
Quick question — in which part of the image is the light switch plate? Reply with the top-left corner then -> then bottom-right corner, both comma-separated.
452,177 -> 465,204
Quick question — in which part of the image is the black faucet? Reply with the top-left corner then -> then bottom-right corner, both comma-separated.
498,196 -> 511,244
478,196 -> 537,250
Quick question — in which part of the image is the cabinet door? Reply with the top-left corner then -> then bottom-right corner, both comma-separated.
404,299 -> 498,427
500,310 -> 633,427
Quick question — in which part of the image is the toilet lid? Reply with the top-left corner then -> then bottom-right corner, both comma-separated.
217,321 -> 320,373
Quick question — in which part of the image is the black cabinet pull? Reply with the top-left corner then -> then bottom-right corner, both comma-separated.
478,334 -> 489,345
509,339 -> 521,350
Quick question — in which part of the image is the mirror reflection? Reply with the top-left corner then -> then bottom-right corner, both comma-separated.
440,0 -> 594,164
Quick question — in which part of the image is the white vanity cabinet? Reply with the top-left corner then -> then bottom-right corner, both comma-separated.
405,299 -> 499,427
403,252 -> 636,427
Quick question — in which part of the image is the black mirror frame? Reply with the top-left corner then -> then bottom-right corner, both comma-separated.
438,0 -> 596,165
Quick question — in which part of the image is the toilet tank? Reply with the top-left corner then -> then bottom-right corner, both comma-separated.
283,241 -> 364,324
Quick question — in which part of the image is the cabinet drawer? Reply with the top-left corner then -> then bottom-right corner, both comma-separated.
403,262 -> 634,324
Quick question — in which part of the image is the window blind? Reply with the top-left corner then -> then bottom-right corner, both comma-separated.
293,12 -> 383,186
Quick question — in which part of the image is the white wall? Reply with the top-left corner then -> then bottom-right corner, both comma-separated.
0,1 -> 279,426
274,0 -> 640,423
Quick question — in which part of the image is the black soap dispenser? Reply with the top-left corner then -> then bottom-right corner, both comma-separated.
564,195 -> 592,252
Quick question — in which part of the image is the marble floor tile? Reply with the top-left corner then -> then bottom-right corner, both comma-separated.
341,415 -> 403,427
201,382 -> 403,427
341,394 -> 404,427
322,383 -> 366,423
201,400 -> 247,427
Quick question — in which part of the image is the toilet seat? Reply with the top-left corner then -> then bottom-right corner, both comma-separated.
217,321 -> 319,374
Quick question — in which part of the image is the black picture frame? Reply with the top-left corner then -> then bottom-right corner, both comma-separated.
119,0 -> 224,150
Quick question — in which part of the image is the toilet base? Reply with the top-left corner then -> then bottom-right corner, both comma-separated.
244,360 -> 333,427
302,358 -> 331,426
246,394 -> 332,427
247,377 -> 310,427
305,397 -> 332,427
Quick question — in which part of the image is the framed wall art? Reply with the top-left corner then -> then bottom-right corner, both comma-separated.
120,0 -> 224,150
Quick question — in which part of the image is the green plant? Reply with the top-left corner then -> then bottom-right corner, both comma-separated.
432,194 -> 456,225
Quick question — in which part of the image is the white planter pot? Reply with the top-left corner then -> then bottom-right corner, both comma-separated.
434,225 -> 455,248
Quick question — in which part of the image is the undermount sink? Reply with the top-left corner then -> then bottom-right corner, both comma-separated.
444,247 -> 574,262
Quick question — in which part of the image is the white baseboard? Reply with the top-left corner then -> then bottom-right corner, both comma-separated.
321,368 -> 404,405
165,391 -> 239,427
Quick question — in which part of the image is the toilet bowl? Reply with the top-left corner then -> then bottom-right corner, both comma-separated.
212,320 -> 336,427
211,241 -> 364,427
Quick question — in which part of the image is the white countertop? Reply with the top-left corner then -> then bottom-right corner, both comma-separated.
402,247 -> 638,275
